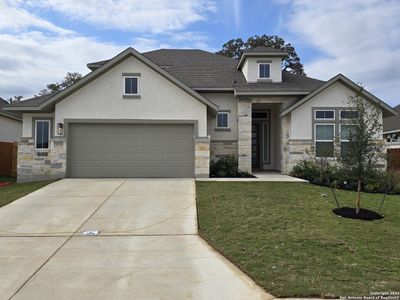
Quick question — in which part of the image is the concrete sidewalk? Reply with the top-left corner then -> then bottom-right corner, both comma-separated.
197,171 -> 307,182
0,178 -> 273,300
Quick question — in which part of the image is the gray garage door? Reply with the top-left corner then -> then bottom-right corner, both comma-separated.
68,123 -> 194,178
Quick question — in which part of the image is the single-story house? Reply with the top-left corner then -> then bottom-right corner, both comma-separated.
3,47 -> 397,182
0,98 -> 22,142
383,104 -> 400,148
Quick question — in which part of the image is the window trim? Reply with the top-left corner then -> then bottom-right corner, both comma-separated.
123,76 -> 140,96
216,111 -> 230,129
258,63 -> 271,79
35,120 -> 51,151
314,109 -> 335,120
339,110 -> 358,120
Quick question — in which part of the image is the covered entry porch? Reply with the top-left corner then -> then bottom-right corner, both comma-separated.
251,103 -> 282,172
237,97 -> 290,174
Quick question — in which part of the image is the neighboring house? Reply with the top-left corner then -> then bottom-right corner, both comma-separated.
0,98 -> 22,142
3,47 -> 397,182
383,104 -> 400,148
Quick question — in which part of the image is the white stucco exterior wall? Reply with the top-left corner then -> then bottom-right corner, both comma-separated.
241,57 -> 282,83
290,81 -> 383,139
54,56 -> 208,137
0,116 -> 22,142
204,92 -> 238,141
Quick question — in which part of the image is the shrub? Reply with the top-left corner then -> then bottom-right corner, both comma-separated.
290,160 -> 319,183
290,159 -> 400,194
210,155 -> 252,178
392,183 -> 400,195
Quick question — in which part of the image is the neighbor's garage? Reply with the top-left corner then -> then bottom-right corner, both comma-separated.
68,123 -> 194,178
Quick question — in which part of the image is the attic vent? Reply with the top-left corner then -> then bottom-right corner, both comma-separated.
160,65 -> 173,69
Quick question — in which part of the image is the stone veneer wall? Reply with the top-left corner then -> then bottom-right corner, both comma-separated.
285,140 -> 313,173
17,137 -> 67,183
210,141 -> 238,160
281,113 -> 313,174
195,137 -> 210,178
237,99 -> 252,173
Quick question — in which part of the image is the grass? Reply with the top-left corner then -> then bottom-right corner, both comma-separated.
196,182 -> 400,298
0,180 -> 54,208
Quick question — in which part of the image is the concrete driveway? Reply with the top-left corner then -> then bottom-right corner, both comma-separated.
0,179 -> 273,300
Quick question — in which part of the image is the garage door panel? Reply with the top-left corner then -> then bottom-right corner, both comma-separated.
163,152 -> 191,161
71,152 -> 104,162
104,139 -> 131,148
102,157 -> 131,164
163,140 -> 190,150
134,140 -> 161,149
133,152 -> 161,161
160,167 -> 192,177
68,123 -> 194,178
73,139 -> 104,148
102,168 -> 131,177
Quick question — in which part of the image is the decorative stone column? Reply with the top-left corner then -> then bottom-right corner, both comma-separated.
281,113 -> 290,174
195,136 -> 210,178
17,137 -> 67,183
237,99 -> 252,173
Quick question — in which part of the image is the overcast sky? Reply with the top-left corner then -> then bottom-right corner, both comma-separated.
0,0 -> 399,105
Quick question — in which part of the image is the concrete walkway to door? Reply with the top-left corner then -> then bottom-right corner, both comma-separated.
0,178 -> 273,300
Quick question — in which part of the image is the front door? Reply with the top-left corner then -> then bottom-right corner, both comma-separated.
252,123 -> 261,169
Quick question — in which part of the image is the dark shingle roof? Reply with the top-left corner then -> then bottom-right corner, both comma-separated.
383,104 -> 400,132
235,71 -> 325,93
88,49 -> 322,91
4,93 -> 55,107
0,97 -> 22,120
143,49 -> 243,89
243,46 -> 287,53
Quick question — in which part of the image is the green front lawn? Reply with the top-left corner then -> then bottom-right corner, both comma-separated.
196,182 -> 400,298
0,180 -> 54,208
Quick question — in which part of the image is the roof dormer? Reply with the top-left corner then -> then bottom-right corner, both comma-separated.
237,46 -> 288,83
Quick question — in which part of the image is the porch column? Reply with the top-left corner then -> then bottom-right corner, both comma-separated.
237,99 -> 252,173
281,113 -> 290,174
194,136 -> 210,178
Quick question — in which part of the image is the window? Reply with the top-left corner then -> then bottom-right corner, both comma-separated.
124,76 -> 139,95
315,124 -> 334,157
340,124 -> 356,157
35,120 -> 50,150
258,63 -> 271,79
340,110 -> 358,120
386,133 -> 398,143
216,112 -> 229,129
315,110 -> 335,120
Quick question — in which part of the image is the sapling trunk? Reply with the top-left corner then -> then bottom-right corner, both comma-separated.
355,179 -> 361,214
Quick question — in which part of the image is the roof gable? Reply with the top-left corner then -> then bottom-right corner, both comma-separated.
5,48 -> 219,113
280,74 -> 397,118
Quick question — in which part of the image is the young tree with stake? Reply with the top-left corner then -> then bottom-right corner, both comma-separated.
339,93 -> 384,214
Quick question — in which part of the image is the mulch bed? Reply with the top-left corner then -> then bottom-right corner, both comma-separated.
0,181 -> 14,187
332,207 -> 384,221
